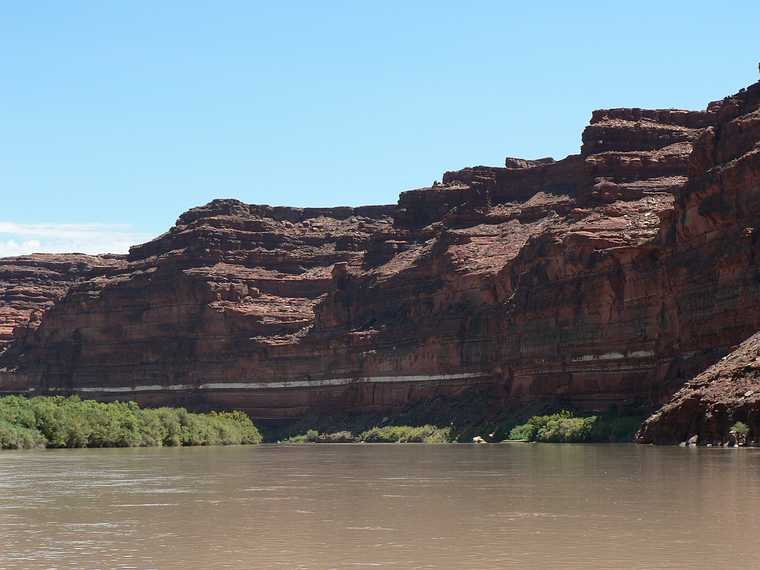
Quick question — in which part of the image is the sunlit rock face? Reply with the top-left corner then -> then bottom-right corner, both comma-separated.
637,332 -> 760,445
0,254 -> 125,352
1,80 -> 759,427
637,81 -> 760,443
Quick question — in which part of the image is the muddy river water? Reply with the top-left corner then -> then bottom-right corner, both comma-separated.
1,443 -> 759,569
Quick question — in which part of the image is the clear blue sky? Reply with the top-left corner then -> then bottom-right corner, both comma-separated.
1,1 -> 758,254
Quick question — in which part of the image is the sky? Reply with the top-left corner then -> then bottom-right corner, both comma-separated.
1,1 -> 759,256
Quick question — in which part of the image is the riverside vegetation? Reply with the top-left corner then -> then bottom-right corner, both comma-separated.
0,395 -> 642,450
0,395 -> 262,450
283,425 -> 454,444
508,411 -> 642,443
280,411 -> 643,445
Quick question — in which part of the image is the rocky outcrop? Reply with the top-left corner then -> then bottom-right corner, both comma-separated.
2,79 -> 759,429
637,332 -> 760,444
505,157 -> 555,169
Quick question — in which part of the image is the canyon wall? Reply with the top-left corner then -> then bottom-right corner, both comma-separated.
1,80 -> 759,430
0,254 -> 125,352
637,80 -> 760,442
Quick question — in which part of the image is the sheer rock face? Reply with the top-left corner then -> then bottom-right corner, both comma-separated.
2,81 -> 759,425
637,81 -> 760,443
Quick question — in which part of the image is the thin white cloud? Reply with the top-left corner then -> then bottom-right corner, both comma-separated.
0,240 -> 43,257
0,222 -> 152,257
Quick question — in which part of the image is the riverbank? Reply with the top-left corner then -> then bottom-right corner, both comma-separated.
270,411 -> 643,444
0,394 -> 646,450
506,411 -> 643,443
0,395 -> 262,449
262,387 -> 554,443
281,425 -> 453,444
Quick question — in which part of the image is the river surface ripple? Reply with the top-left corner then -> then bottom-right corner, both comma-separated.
1,444 -> 759,569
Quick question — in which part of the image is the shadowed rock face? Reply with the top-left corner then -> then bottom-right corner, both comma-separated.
1,80 -> 759,428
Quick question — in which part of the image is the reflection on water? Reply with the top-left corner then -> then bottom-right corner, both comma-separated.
1,444 -> 759,569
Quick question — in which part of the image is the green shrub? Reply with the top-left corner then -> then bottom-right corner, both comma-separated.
731,421 -> 750,435
506,411 -> 642,443
508,423 -> 536,441
316,431 -> 355,443
304,429 -> 320,442
0,395 -> 261,450
536,415 -> 595,442
0,419 -> 46,449
0,395 -> 37,429
211,410 -> 263,444
284,429 -> 321,444
421,426 -> 454,444
358,425 -> 453,443
282,425 -> 452,444
283,430 -> 355,443
140,407 -> 185,446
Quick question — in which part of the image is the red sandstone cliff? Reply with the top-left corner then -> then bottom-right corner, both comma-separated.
1,80 -> 759,431
0,254 -> 125,353
636,80 -> 760,443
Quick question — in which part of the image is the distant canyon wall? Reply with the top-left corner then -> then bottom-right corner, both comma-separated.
1,80 -> 759,432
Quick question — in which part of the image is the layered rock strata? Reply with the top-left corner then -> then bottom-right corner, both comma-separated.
0,254 -> 125,352
1,80 -> 759,427
637,80 -> 760,442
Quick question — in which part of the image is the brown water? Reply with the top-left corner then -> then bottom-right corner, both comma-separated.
1,444 -> 759,569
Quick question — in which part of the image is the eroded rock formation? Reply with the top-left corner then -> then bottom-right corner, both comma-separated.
0,254 -> 125,352
637,332 -> 760,444
1,79 -> 759,430
636,80 -> 760,442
